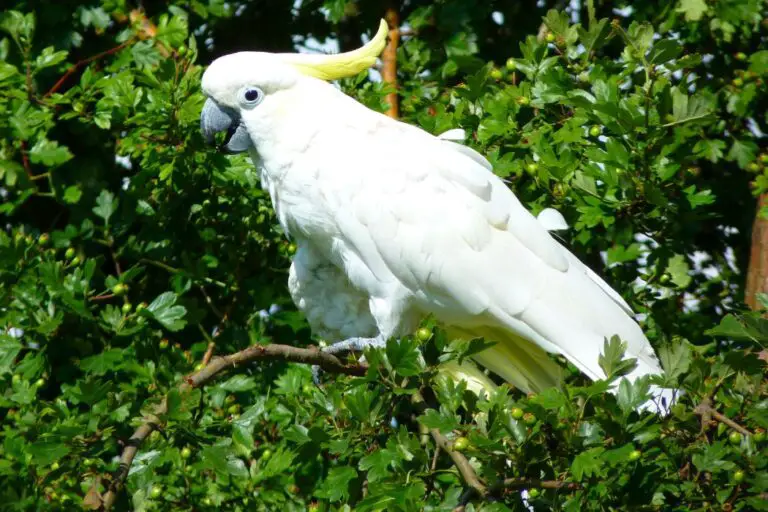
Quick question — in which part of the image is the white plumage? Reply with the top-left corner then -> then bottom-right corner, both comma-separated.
200,45 -> 670,408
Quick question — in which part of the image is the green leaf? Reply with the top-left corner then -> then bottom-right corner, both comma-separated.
28,139 -> 73,167
571,447 -> 605,480
146,292 -> 187,332
727,139 -> 758,169
417,408 -> 461,434
0,334 -> 22,375
386,337 -> 422,377
666,254 -> 692,288
29,440 -> 70,466
92,190 -> 117,226
648,40 -> 682,65
34,46 -> 68,70
658,340 -> 692,381
359,449 -> 397,482
667,87 -> 713,127
598,335 -> 638,380
676,0 -> 709,21
705,314 -> 759,342
317,466 -> 357,502
617,377 -> 651,414
79,348 -> 125,375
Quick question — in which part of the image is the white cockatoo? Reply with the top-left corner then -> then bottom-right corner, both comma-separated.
200,20 -> 671,409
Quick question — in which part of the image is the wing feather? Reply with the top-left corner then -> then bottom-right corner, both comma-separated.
324,118 -> 662,389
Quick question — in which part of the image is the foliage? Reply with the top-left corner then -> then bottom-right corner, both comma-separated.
0,0 -> 766,510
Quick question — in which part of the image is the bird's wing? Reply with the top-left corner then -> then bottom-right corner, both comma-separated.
325,119 -> 661,387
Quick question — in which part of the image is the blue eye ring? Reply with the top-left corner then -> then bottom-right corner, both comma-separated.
239,86 -> 264,107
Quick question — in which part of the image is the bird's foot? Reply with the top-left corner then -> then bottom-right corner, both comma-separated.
311,335 -> 387,385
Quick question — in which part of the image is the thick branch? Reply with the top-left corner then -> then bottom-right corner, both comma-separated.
381,6 -> 400,119
98,343 -> 367,510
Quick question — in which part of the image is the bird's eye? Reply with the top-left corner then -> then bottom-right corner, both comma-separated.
239,87 -> 263,107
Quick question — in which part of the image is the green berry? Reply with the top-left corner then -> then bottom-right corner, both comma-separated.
729,431 -> 742,445
194,363 -> 205,372
159,339 -> 169,350
287,243 -> 297,254
659,273 -> 671,284
511,407 -> 524,419
545,32 -> 556,43
589,126 -> 602,137
516,96 -> 530,106
523,412 -> 537,425
628,449 -> 642,461
453,437 -> 469,451
177,46 -> 187,56
505,58 -> 517,71
225,395 -> 236,404
70,256 -> 81,265
150,485 -> 162,499
38,234 -> 50,246
735,52 -> 747,61
416,327 -> 432,341
747,162 -> 761,172
525,162 -> 538,174
64,247 -> 76,259
490,68 -> 503,80
732,78 -> 743,87
528,488 -> 541,498
136,302 -> 148,312
760,154 -> 768,164
227,404 -> 240,414
180,447 -> 192,459
50,462 -> 60,471
122,303 -> 133,314
12,374 -> 21,384
34,378 -> 46,388
261,449 -> 272,460
754,428 -> 766,442
112,283 -> 128,296
733,470 -> 745,483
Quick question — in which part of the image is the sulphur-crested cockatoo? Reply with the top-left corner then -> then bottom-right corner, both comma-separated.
200,20 -> 670,409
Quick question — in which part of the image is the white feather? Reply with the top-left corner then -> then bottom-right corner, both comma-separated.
206,64 -> 671,411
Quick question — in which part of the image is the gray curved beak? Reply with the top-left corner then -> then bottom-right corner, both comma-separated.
200,98 -> 251,154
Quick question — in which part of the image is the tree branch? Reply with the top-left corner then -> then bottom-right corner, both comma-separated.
97,343 -> 367,511
45,40 -> 134,97
381,6 -> 400,119
694,397 -> 751,436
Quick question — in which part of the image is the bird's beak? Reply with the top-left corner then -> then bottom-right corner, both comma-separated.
200,98 -> 251,154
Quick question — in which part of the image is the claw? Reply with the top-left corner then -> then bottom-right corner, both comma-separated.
311,364 -> 323,386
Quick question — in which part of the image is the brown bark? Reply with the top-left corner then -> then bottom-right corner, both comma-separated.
382,7 -> 400,119
745,194 -> 768,309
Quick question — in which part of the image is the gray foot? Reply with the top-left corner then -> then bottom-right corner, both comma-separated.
312,335 -> 387,385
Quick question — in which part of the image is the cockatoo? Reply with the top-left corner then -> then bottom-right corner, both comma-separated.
200,20 -> 671,409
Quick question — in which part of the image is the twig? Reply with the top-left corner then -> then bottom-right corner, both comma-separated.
496,477 -> 581,491
381,6 -> 400,119
201,342 -> 215,366
89,293 -> 116,302
45,40 -> 134,97
411,392 -> 487,501
98,343 -> 367,510
19,141 -> 33,180
694,397 -> 751,436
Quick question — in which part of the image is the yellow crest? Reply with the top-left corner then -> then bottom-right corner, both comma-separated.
279,19 -> 388,81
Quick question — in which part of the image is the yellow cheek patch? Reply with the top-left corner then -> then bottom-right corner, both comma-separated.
279,19 -> 388,81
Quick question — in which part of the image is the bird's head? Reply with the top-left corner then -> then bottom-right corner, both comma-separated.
200,19 -> 388,154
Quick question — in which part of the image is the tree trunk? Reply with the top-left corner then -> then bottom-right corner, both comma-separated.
745,194 -> 768,309
382,6 -> 400,119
